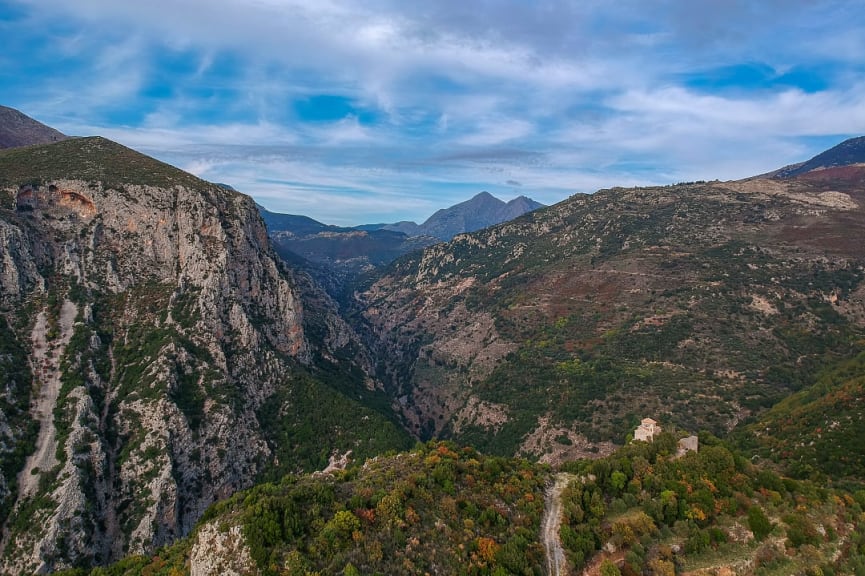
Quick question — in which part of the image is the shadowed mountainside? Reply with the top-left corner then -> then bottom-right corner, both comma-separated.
0,106 -> 67,149
773,136 -> 865,179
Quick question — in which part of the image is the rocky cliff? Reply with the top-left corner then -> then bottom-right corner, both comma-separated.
0,137 -> 407,573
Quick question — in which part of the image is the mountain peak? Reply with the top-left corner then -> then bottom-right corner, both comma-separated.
774,135 -> 865,178
506,195 -> 544,208
414,192 -> 542,240
0,105 -> 67,149
453,191 -> 504,210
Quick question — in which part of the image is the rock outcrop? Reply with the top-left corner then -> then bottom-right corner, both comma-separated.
0,137 -> 402,573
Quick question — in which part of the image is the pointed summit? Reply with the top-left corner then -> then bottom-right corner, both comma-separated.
503,195 -> 545,219
774,136 -> 865,178
0,105 -> 67,149
405,191 -> 543,240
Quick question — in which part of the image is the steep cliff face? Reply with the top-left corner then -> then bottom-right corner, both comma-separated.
0,138 -> 407,573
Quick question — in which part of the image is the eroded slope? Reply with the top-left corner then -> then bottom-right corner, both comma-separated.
357,174 -> 865,460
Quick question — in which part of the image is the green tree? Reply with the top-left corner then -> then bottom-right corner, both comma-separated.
321,510 -> 361,546
747,506 -> 773,541
600,559 -> 622,576
611,471 -> 627,493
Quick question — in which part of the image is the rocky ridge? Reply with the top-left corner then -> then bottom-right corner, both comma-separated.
0,137 -> 407,573
354,171 -> 865,461
380,191 -> 545,241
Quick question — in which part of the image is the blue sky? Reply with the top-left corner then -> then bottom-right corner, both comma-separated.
2,1 -> 865,225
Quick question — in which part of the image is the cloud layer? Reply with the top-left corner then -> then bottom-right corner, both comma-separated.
2,0 -> 864,224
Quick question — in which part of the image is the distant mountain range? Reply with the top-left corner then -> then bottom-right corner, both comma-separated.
367,191 -> 545,241
259,191 -> 545,294
261,191 -> 545,242
0,105 -> 67,149
258,205 -> 439,294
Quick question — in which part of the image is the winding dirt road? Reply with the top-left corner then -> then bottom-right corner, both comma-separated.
542,473 -> 577,576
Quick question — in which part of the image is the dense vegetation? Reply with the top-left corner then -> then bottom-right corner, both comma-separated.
739,350 -> 865,483
0,316 -> 36,526
558,432 -> 865,575
59,442 -> 549,575
55,437 -> 865,576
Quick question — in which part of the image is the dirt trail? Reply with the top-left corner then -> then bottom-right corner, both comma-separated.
543,473 -> 577,576
17,300 -> 78,498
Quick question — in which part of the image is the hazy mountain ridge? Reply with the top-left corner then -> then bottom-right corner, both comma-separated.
258,205 -> 439,297
0,106 -> 67,150
257,191 -> 542,298
380,191 -> 545,241
0,137 -> 409,573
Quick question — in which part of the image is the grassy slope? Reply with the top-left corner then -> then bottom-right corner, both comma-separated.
0,137 -> 205,190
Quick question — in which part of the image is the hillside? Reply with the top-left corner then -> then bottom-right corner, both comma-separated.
354,172 -> 865,467
0,106 -> 67,149
56,440 -> 865,576
0,137 -> 409,573
259,207 -> 333,236
740,350 -> 865,481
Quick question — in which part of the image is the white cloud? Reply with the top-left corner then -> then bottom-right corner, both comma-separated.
455,119 -> 535,147
4,0 -> 865,224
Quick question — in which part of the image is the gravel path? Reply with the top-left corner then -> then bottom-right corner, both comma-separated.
543,473 -> 576,576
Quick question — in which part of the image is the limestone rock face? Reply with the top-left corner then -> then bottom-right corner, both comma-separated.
0,141 -> 364,573
189,522 -> 254,576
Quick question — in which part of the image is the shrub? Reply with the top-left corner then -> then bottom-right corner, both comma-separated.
748,506 -> 773,541
600,559 -> 622,576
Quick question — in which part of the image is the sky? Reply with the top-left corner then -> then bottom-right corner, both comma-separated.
2,1 -> 865,226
